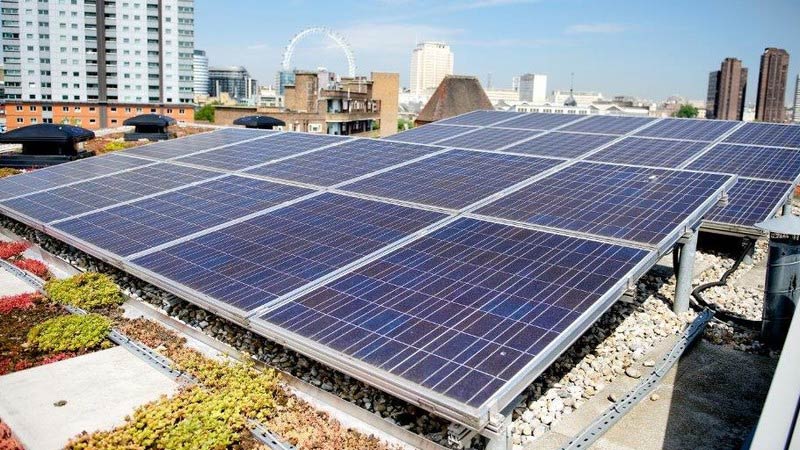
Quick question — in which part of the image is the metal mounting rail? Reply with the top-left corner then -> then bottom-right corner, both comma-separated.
560,308 -> 714,450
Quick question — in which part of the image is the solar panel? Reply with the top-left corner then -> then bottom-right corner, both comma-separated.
476,162 -> 732,246
494,113 -> 584,131
0,153 -> 152,201
435,128 -> 541,151
123,128 -> 273,160
724,122 -> 800,148
503,132 -> 618,158
438,110 -> 524,126
634,119 -> 738,141
343,150 -> 562,209
52,176 -> 314,257
685,144 -> 800,182
174,132 -> 349,171
129,194 -> 447,314
560,116 -> 656,135
705,179 -> 792,227
1,164 -> 219,223
244,139 -> 439,187
586,137 -> 710,168
388,124 -> 478,144
258,218 -> 650,410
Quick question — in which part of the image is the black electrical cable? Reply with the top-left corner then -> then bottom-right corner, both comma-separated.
689,238 -> 761,330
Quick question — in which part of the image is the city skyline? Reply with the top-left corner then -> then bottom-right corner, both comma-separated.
195,0 -> 800,104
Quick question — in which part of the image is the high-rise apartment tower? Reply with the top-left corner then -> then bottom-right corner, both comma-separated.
409,42 -> 453,97
755,47 -> 790,123
1,0 -> 195,129
706,57 -> 747,120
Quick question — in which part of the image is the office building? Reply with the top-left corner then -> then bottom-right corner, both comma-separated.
518,73 -> 547,103
755,47 -> 790,123
793,74 -> 800,123
1,0 -> 195,130
409,42 -> 453,97
209,66 -> 257,102
193,49 -> 209,96
706,57 -> 747,120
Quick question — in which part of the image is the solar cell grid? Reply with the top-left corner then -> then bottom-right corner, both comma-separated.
724,122 -> 800,148
388,124 -> 478,144
494,113 -> 584,131
503,132 -> 618,158
130,193 -> 447,313
438,110 -> 524,126
0,153 -> 151,201
634,118 -> 738,141
261,218 -> 650,408
685,144 -> 800,182
1,163 -> 218,223
343,149 -> 562,209
435,128 -> 541,151
586,137 -> 709,168
53,176 -> 314,257
560,116 -> 656,135
174,132 -> 349,171
124,128 -> 273,160
244,139 -> 439,186
705,178 -> 791,226
476,162 -> 732,245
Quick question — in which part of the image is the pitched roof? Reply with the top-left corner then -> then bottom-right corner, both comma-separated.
415,75 -> 493,124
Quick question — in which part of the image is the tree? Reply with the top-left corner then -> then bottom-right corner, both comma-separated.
673,104 -> 699,118
397,118 -> 413,132
194,104 -> 216,122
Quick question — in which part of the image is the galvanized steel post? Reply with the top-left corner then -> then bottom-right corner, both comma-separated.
673,231 -> 698,314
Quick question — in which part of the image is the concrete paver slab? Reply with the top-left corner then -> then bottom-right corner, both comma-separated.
0,346 -> 179,450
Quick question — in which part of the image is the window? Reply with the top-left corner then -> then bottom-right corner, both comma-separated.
16,118 -> 23,123
29,105 -> 36,111
15,106 -> 23,111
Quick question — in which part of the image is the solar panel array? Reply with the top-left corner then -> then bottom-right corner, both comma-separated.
0,113 -> 797,429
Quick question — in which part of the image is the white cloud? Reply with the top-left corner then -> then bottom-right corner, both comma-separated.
564,23 -> 627,34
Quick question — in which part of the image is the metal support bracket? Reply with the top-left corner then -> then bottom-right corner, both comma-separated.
448,423 -> 478,449
673,230 -> 699,314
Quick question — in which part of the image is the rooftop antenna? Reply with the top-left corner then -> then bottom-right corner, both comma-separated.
487,72 -> 493,89
570,72 -> 574,95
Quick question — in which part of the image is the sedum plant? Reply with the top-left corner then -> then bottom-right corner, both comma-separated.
45,272 -> 124,310
27,314 -> 111,352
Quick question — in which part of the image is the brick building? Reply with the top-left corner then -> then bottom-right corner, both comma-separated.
6,102 -> 193,129
706,57 -> 747,120
756,47 -> 790,123
215,71 -> 398,137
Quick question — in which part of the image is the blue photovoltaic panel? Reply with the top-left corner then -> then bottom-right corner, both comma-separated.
438,110 -> 524,126
686,144 -> 800,182
130,194 -> 447,313
174,132 -> 349,171
53,176 -> 314,257
503,132 -> 618,158
244,139 -> 439,187
388,124 -> 478,144
0,154 -> 151,201
586,137 -> 710,168
560,116 -> 656,135
494,113 -> 584,131
435,128 -> 540,151
634,119 -> 738,141
123,128 -> 273,160
705,178 -> 792,227
476,162 -> 732,245
1,164 -> 219,223
343,150 -> 562,209
261,218 -> 650,408
724,122 -> 800,148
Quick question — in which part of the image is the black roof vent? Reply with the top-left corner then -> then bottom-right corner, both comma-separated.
123,114 -> 177,141
233,115 -> 286,129
0,124 -> 95,167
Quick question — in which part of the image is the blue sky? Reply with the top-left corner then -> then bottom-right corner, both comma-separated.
196,0 -> 800,103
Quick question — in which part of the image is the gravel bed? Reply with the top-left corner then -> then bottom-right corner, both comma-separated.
0,217 -> 773,449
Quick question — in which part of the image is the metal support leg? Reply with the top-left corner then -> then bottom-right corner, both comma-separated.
742,241 -> 755,266
674,231 -> 698,314
782,199 -> 793,216
484,414 -> 512,450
